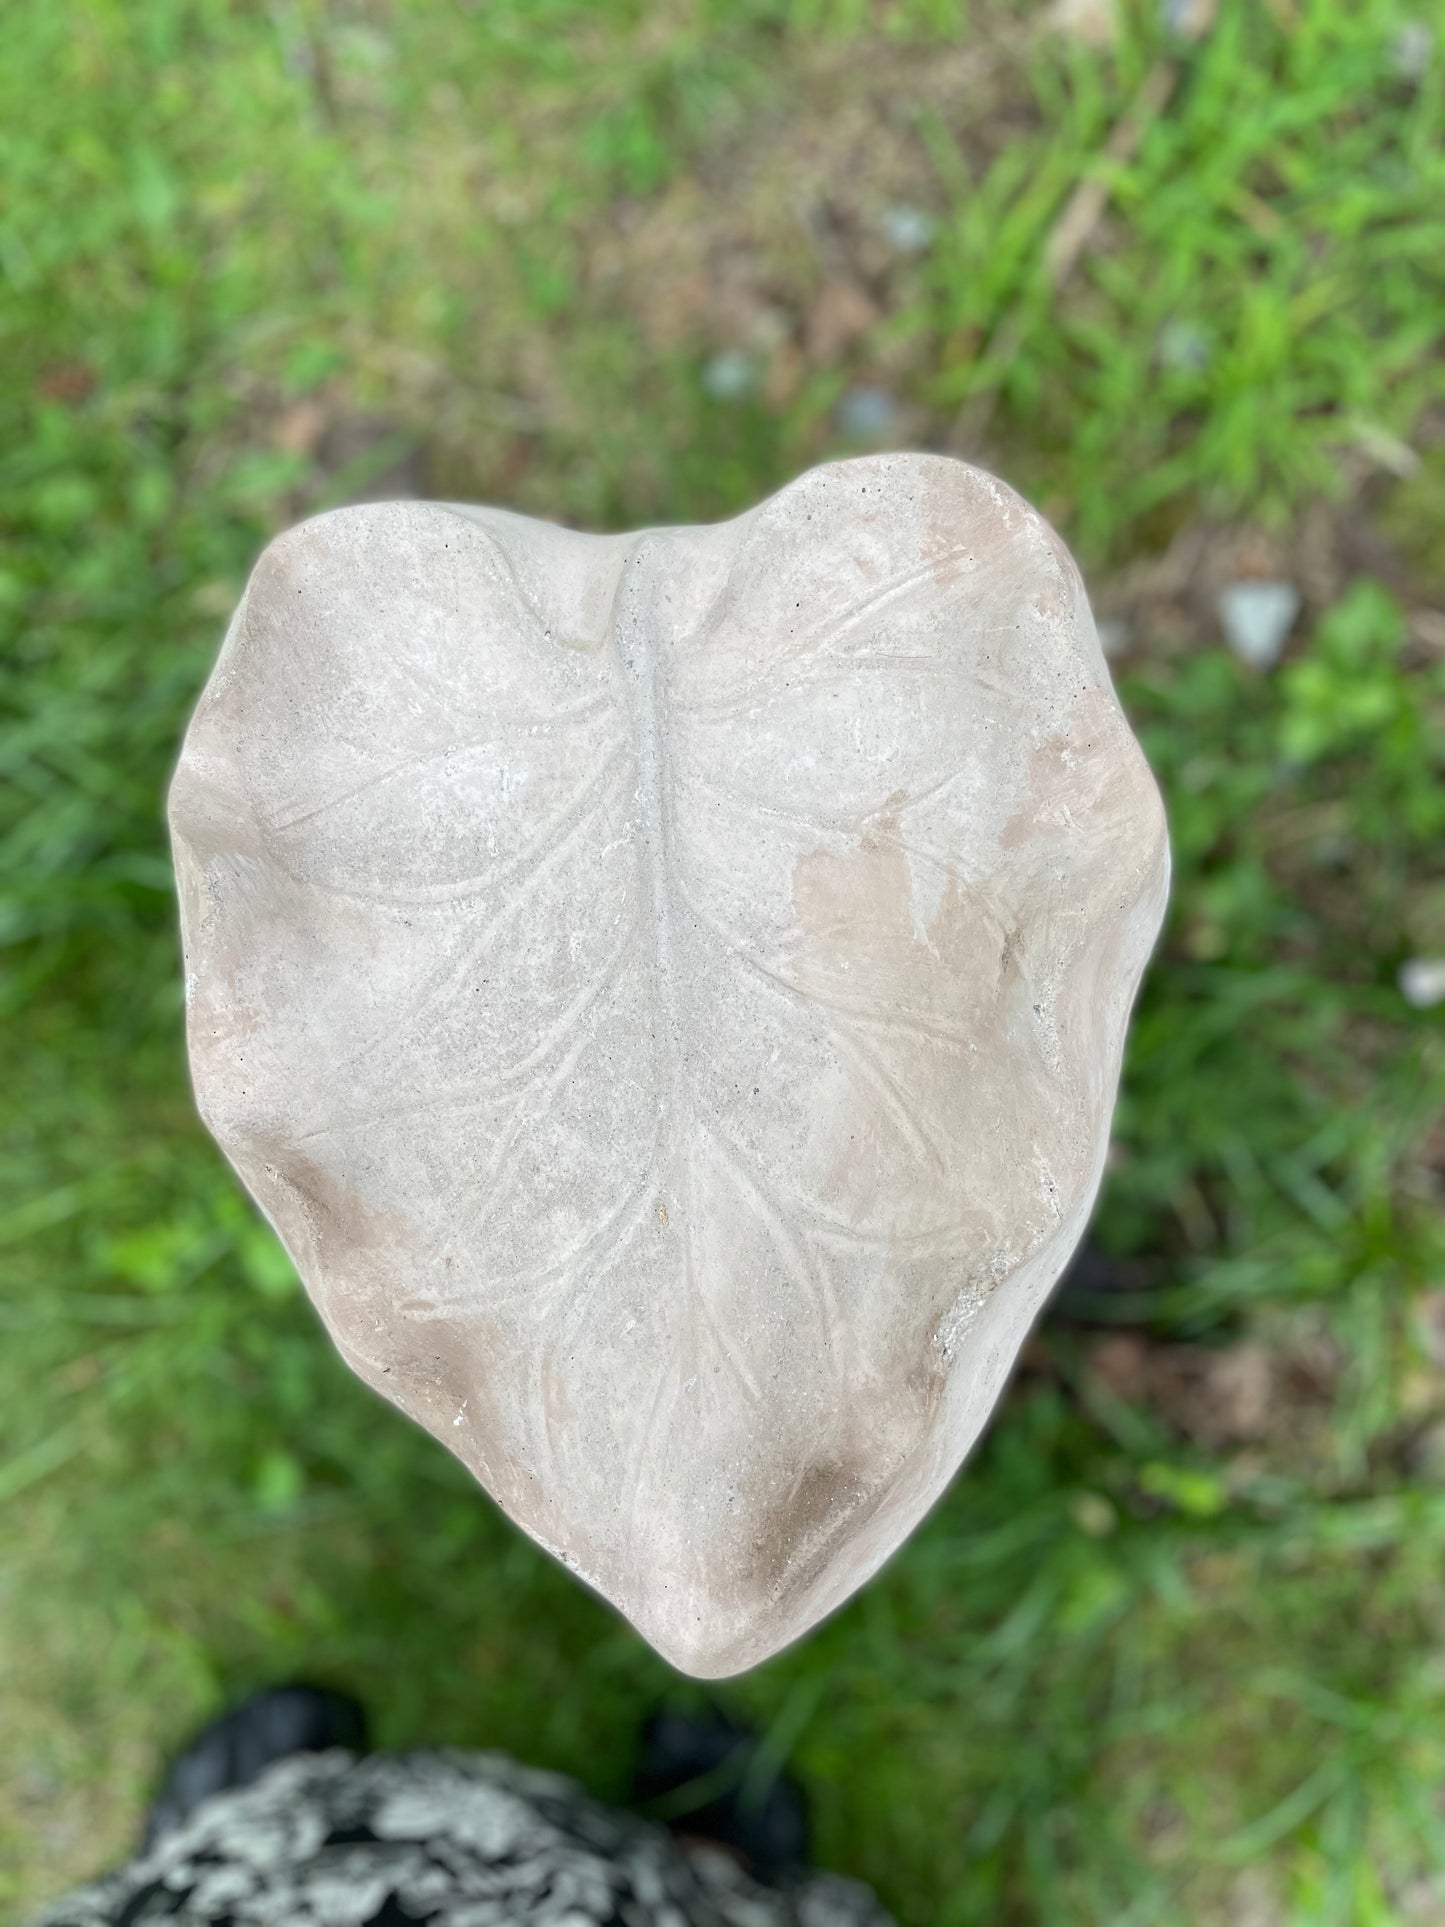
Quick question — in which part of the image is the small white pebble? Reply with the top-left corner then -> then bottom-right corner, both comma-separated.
880,203 -> 937,255
1162,0 -> 1217,39
1157,317 -> 1211,372
1046,0 -> 1118,47
1217,580 -> 1300,671
1399,958 -> 1445,1009
836,388 -> 899,441
702,349 -> 756,401
1393,19 -> 1435,80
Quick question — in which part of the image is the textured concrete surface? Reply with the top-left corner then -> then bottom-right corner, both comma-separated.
170,453 -> 1169,1676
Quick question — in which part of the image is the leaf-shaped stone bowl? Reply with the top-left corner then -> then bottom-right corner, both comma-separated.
170,453 -> 1168,1676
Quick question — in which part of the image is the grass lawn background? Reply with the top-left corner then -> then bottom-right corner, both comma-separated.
3,1 -> 1445,1920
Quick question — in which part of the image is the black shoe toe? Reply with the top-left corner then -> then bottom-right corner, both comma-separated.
633,1706 -> 810,1878
143,1682 -> 368,1849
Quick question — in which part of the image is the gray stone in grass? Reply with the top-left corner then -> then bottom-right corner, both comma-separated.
702,350 -> 757,402
835,388 -> 899,442
169,454 -> 1169,1677
1217,580 -> 1300,671
1157,318 -> 1211,373
879,204 -> 938,256
1400,959 -> 1445,1010
1161,0 -> 1217,38
1393,20 -> 1435,81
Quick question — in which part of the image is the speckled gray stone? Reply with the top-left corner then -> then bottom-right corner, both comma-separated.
169,453 -> 1169,1677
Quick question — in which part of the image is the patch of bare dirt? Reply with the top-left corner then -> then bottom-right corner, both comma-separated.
1082,1326 -> 1341,1455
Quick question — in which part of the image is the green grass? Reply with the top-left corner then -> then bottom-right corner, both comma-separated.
3,1 -> 1445,1920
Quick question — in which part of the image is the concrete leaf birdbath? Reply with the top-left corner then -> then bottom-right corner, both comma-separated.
170,453 -> 1168,1676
